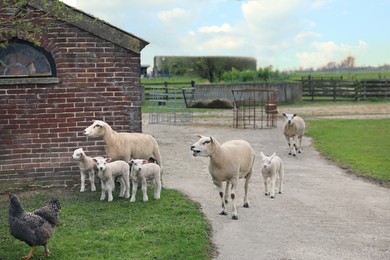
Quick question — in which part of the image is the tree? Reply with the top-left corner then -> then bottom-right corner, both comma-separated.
339,55 -> 355,70
0,0 -> 81,47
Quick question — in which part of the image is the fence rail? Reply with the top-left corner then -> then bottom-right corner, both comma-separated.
302,76 -> 390,101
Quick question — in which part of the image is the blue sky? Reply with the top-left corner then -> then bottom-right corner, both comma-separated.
61,0 -> 390,71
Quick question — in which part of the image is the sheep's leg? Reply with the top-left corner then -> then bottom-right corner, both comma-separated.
279,166 -> 284,194
154,175 -> 161,200
130,179 -> 137,202
285,136 -> 293,155
214,180 -> 227,216
270,175 -> 276,198
141,178 -> 149,202
297,136 -> 303,153
224,182 -> 230,204
89,171 -> 96,192
80,171 -> 86,192
243,169 -> 253,208
263,174 -> 269,196
230,178 -> 239,220
100,182 -> 106,201
118,177 -> 125,197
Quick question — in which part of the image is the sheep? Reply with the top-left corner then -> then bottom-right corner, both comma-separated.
93,157 -> 130,202
282,113 -> 306,156
259,152 -> 284,199
190,135 -> 255,220
129,159 -> 161,203
71,148 -> 97,192
83,120 -> 164,187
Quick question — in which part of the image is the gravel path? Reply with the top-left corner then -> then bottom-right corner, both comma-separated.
143,113 -> 390,260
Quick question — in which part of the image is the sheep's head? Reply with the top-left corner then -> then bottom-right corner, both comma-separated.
190,135 -> 214,157
260,152 -> 276,170
83,120 -> 107,137
93,157 -> 111,171
72,148 -> 84,160
282,113 -> 297,125
129,159 -> 148,175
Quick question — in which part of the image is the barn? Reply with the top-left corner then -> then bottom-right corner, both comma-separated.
0,0 -> 148,191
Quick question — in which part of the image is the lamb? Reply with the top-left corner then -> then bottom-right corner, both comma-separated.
71,148 -> 96,192
83,120 -> 164,187
129,159 -> 162,203
259,152 -> 284,198
190,135 -> 255,220
93,157 -> 130,202
282,113 -> 306,156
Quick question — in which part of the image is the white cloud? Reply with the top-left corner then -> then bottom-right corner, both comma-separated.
198,23 -> 233,33
158,8 -> 189,24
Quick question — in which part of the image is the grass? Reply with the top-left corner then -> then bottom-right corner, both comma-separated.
0,188 -> 215,260
306,118 -> 390,183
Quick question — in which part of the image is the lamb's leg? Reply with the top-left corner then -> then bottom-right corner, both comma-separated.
285,136 -> 292,155
124,174 -> 130,199
154,175 -> 161,199
130,179 -> 137,202
142,178 -> 148,202
214,180 -> 227,216
89,171 -> 96,192
80,171 -> 86,192
230,178 -> 239,220
243,169 -> 253,208
100,182 -> 106,201
224,182 -> 231,204
263,173 -> 269,196
298,136 -> 303,153
118,177 -> 125,197
279,166 -> 284,194
270,175 -> 276,198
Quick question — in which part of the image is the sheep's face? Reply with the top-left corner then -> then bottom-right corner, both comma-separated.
260,152 -> 275,170
282,113 -> 297,125
129,159 -> 148,175
93,157 -> 111,171
84,120 -> 106,137
191,135 -> 213,157
72,148 -> 84,160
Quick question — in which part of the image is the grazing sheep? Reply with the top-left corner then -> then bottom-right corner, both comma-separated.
93,157 -> 130,202
71,148 -> 96,192
129,159 -> 161,202
83,120 -> 164,187
260,152 -> 284,198
190,135 -> 255,220
282,113 -> 306,156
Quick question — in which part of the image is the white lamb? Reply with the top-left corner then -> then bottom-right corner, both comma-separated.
260,152 -> 284,199
71,148 -> 96,192
282,113 -> 306,156
83,120 -> 164,187
190,135 -> 255,220
129,159 -> 161,203
93,157 -> 130,202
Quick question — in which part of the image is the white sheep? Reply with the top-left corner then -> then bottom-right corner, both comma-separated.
190,135 -> 255,220
93,157 -> 130,202
71,148 -> 96,192
83,120 -> 164,187
282,113 -> 306,156
129,159 -> 161,203
260,152 -> 284,198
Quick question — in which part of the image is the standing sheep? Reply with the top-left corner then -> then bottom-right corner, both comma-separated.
83,120 -> 164,187
260,152 -> 284,198
129,159 -> 162,203
93,157 -> 130,202
282,113 -> 306,156
71,148 -> 96,192
190,135 -> 255,220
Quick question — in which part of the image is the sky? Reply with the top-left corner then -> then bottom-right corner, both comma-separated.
60,0 -> 390,72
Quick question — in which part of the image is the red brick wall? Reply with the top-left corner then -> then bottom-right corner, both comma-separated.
0,12 -> 143,192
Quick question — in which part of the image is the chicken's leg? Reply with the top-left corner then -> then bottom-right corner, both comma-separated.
22,246 -> 34,260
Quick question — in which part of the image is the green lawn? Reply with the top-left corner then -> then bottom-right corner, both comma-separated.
0,188 -> 214,260
306,118 -> 390,182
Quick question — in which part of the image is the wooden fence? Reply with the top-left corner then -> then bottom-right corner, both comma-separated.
302,76 -> 390,101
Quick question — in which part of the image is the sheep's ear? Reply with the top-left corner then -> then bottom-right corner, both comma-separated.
270,153 -> 276,159
259,152 -> 265,158
129,160 -> 134,165
142,160 -> 148,164
210,137 -> 214,143
282,113 -> 287,117
293,113 -> 297,117
196,134 -> 203,139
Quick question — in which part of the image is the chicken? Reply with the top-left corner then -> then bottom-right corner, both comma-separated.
8,192 -> 61,260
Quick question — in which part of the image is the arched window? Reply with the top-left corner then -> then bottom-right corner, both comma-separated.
0,39 -> 56,78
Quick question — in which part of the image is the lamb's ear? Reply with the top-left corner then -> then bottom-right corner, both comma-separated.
293,113 -> 297,117
196,134 -> 203,139
105,158 -> 112,163
259,152 -> 265,158
92,158 -> 98,163
129,160 -> 134,165
210,136 -> 214,143
142,160 -> 148,164
270,153 -> 276,159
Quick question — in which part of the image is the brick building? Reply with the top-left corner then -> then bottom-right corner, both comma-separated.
0,0 -> 148,191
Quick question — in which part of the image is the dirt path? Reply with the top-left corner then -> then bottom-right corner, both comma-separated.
143,104 -> 390,260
